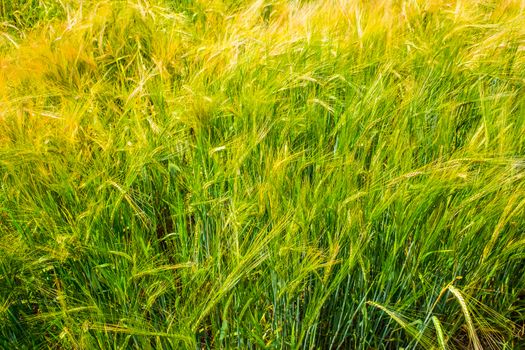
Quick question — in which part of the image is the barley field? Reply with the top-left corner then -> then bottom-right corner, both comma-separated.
0,0 -> 524,349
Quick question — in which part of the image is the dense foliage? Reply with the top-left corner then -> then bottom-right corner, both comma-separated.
0,0 -> 524,348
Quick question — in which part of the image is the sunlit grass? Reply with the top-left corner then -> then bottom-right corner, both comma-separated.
1,0 -> 524,348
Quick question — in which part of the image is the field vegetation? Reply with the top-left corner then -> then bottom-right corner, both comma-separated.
0,0 -> 524,348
